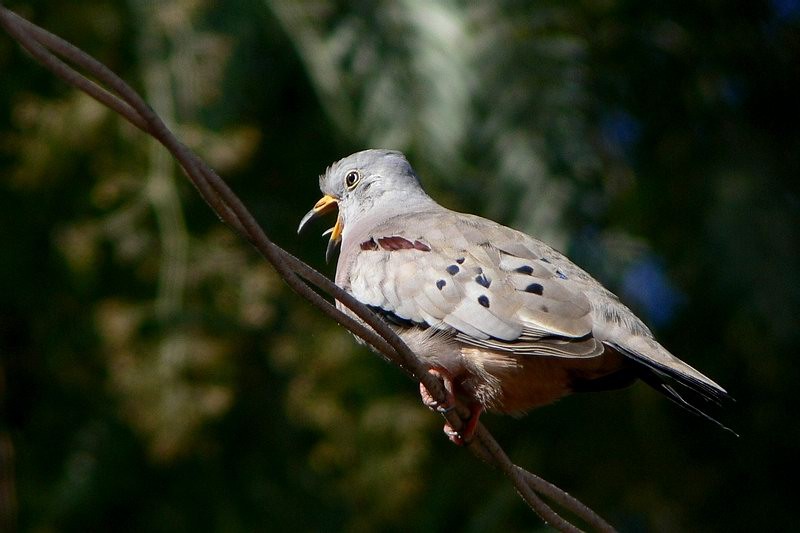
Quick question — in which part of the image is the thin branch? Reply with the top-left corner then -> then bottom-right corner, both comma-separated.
0,5 -> 616,532
473,425 -> 583,533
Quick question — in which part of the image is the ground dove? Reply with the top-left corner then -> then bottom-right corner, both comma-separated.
298,149 -> 731,443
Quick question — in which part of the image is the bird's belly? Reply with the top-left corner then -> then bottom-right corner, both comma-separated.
394,326 -> 626,414
458,348 -> 626,415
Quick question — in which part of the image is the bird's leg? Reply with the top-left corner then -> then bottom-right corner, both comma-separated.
419,367 -> 483,445
419,367 -> 456,412
442,403 -> 483,446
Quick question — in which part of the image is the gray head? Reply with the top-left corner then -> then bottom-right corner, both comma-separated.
298,149 -> 437,261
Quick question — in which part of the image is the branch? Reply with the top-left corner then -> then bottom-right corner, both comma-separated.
0,4 -> 616,532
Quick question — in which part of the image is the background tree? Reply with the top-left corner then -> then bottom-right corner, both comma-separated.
1,0 -> 797,530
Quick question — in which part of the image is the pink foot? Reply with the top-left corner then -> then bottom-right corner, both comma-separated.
419,367 -> 456,412
443,403 -> 483,446
418,368 -> 483,446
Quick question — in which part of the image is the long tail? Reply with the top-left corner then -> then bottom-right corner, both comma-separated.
607,341 -> 737,436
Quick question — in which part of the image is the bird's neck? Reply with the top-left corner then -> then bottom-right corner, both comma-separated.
347,190 -> 438,231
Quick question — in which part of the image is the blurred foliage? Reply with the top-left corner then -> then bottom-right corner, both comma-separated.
0,0 -> 798,531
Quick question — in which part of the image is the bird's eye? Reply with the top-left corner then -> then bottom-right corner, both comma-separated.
345,170 -> 360,188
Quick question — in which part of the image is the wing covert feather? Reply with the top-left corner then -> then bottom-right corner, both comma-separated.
344,212 -> 602,359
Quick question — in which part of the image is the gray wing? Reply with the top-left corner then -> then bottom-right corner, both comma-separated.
343,212 -> 605,360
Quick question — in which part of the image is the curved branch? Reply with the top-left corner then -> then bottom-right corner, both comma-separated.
0,5 -> 616,532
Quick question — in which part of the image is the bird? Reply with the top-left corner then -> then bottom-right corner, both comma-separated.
298,149 -> 732,443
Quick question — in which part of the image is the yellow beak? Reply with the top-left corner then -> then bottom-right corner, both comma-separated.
297,194 -> 342,262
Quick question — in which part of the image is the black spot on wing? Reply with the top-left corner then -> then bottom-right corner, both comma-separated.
475,273 -> 491,288
515,265 -> 534,275
456,257 -> 465,264
477,295 -> 490,308
446,264 -> 460,275
525,283 -> 544,295
436,279 -> 446,290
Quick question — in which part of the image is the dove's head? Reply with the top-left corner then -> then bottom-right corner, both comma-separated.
298,149 -> 436,261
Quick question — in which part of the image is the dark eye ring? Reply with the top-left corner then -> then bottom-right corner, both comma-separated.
345,170 -> 360,188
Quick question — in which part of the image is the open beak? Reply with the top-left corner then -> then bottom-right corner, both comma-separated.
297,194 -> 342,263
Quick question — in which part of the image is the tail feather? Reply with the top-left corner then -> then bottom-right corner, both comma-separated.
607,341 -> 737,436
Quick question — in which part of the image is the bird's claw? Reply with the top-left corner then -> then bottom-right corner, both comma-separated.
418,368 -> 483,446
442,403 -> 483,446
419,367 -> 456,412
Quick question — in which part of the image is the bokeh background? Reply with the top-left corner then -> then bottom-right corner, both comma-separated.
1,1 -> 798,531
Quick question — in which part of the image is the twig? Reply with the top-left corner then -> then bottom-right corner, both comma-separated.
0,4 -> 617,531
